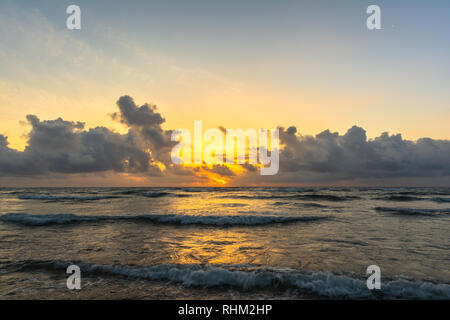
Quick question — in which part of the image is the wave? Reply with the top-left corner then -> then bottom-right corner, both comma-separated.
220,194 -> 359,201
110,189 -> 191,198
392,190 -> 450,196
295,202 -> 329,208
179,188 -> 206,193
297,194 -> 360,201
0,212 -> 327,227
272,202 -> 329,208
317,238 -> 369,247
18,194 -> 120,201
11,260 -> 450,299
374,195 -> 450,203
7,190 -> 29,195
143,191 -> 171,198
431,197 -> 450,203
172,193 -> 192,198
373,195 -> 424,202
374,207 -> 450,216
115,189 -> 150,195
143,191 -> 191,198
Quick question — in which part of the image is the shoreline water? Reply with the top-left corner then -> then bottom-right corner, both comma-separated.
1,187 -> 449,299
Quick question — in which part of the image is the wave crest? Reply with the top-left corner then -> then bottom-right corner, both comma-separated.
12,260 -> 450,299
143,191 -> 190,198
0,212 -> 327,227
18,194 -> 119,201
374,207 -> 450,216
220,194 -> 359,201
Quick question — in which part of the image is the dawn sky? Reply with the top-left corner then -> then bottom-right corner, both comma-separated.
1,0 -> 449,186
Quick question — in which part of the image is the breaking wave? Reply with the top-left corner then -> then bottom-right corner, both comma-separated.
143,191 -> 190,198
220,194 -> 359,201
373,195 -> 424,202
143,191 -> 171,198
18,194 -> 120,201
374,207 -> 450,216
115,189 -> 150,195
0,212 -> 327,227
11,260 -> 450,299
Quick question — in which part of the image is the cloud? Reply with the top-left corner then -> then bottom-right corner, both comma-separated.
0,109 -> 159,176
113,95 -> 165,128
1,95 -> 450,186
112,95 -> 175,165
273,125 -> 450,181
202,164 -> 236,177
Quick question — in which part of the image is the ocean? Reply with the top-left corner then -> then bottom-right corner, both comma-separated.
0,187 -> 449,299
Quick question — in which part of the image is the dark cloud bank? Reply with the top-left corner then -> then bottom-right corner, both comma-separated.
264,126 -> 450,185
1,95 -> 449,185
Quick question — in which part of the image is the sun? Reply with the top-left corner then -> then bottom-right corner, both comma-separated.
181,164 -> 249,186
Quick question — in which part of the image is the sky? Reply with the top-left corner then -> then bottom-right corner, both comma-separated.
0,0 -> 449,186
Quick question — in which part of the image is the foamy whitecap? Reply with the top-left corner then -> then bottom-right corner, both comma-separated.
18,194 -> 119,201
17,260 -> 450,299
0,212 -> 327,227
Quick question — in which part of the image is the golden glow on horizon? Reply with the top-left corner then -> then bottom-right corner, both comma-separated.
1,3 -> 450,188
118,172 -> 147,183
182,164 -> 249,186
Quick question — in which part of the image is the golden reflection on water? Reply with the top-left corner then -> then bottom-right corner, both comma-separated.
163,229 -> 264,265
159,192 -> 269,216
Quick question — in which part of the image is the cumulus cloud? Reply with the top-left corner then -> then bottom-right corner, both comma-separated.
0,116 -> 158,176
0,96 -> 171,177
112,95 -> 175,165
112,95 -> 165,128
1,95 -> 450,186
272,125 -> 450,182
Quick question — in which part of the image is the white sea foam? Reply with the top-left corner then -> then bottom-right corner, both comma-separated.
43,261 -> 450,299
18,194 -> 119,201
0,212 -> 326,226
